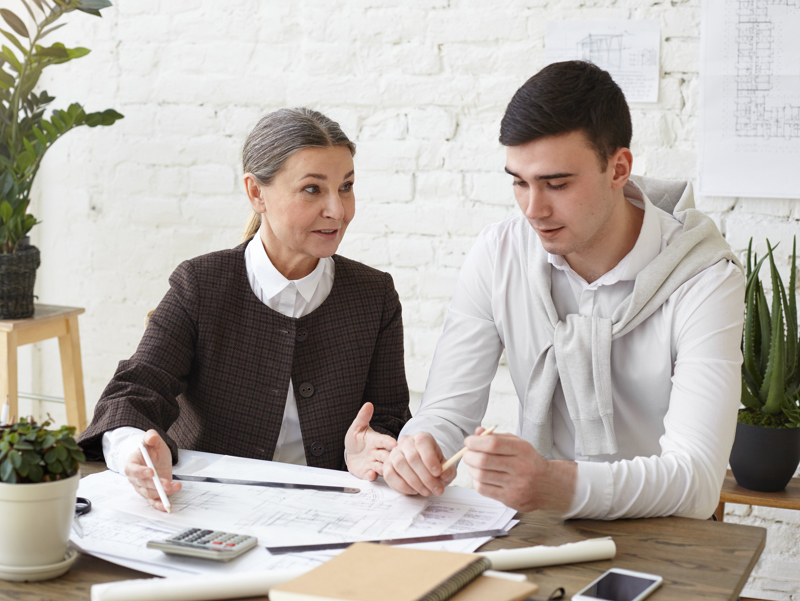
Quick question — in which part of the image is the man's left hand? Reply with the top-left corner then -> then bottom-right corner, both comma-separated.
462,428 -> 578,513
344,402 -> 399,481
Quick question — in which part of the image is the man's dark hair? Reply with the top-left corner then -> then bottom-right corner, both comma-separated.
499,61 -> 632,170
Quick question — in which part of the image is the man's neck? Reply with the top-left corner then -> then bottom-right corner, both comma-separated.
565,196 -> 645,284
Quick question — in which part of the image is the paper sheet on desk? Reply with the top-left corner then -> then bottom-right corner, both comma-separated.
72,451 -> 516,577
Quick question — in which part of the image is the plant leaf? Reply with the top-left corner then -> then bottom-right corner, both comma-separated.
76,7 -> 101,17
40,23 -> 67,39
78,0 -> 112,8
1,29 -> 28,56
0,9 -> 29,39
19,0 -> 37,22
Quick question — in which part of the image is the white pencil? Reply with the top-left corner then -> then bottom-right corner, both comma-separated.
138,442 -> 172,513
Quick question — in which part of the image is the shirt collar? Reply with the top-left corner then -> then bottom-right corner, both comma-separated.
245,236 -> 329,304
547,179 -> 663,285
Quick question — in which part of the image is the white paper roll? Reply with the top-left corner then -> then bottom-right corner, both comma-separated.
478,537 -> 616,571
90,568 -> 309,601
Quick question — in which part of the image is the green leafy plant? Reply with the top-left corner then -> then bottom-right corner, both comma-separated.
0,0 -> 123,254
740,236 -> 800,428
0,417 -> 85,483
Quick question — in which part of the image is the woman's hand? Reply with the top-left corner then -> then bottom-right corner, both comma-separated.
124,429 -> 181,512
344,402 -> 399,481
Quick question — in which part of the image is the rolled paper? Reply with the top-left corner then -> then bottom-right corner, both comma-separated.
478,537 -> 616,571
90,568 -> 309,601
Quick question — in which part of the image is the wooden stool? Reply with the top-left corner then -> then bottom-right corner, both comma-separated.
715,469 -> 800,601
0,304 -> 87,433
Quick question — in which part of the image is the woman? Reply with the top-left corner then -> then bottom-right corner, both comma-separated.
78,108 -> 410,511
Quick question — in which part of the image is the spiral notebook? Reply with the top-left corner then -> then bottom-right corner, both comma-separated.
268,542 -> 494,601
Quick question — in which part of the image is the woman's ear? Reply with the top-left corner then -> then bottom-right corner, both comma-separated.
244,173 -> 267,213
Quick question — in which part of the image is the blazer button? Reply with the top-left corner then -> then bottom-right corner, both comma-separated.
296,328 -> 308,342
310,442 -> 325,456
299,382 -> 315,398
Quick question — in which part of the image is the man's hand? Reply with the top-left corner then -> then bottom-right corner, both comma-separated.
462,427 -> 577,512
344,402 -> 399,481
383,431 -> 457,497
124,429 -> 180,512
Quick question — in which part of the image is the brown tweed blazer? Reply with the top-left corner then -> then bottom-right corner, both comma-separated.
78,243 -> 410,471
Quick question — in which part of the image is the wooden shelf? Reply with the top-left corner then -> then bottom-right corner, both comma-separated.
720,470 -> 800,511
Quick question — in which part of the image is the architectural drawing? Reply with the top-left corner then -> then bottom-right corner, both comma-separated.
545,20 -> 661,103
699,0 -> 800,198
734,0 -> 800,139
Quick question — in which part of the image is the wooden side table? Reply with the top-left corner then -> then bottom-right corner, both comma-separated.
0,304 -> 87,433
714,470 -> 800,601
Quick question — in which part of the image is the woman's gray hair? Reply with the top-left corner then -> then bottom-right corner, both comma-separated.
242,108 -> 356,240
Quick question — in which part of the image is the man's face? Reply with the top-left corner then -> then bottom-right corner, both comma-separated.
506,130 -> 629,265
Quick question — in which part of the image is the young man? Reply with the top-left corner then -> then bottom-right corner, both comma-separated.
383,61 -> 745,520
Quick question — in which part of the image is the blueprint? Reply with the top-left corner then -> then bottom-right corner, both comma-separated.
546,20 -> 661,103
71,451 -> 516,578
699,0 -> 800,198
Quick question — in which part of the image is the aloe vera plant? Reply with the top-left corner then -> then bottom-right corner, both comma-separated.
740,237 -> 800,427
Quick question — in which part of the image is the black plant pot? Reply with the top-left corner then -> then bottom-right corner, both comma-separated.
729,420 -> 800,492
0,242 -> 40,319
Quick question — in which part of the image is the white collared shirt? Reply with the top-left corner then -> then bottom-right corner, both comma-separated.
400,191 -> 745,520
102,237 -> 335,473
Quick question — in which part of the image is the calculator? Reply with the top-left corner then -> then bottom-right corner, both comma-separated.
147,528 -> 258,562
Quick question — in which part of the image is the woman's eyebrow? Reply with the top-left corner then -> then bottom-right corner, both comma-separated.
298,170 -> 355,181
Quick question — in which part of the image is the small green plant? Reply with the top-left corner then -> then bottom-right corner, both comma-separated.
0,0 -> 123,253
740,236 -> 800,428
0,417 -> 85,483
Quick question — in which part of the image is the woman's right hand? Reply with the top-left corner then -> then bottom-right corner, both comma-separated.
124,429 -> 181,512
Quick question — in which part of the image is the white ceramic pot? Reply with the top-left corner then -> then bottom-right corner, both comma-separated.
0,471 -> 79,567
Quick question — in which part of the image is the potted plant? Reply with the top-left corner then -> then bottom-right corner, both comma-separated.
729,237 -> 800,492
0,417 -> 85,580
0,0 -> 122,319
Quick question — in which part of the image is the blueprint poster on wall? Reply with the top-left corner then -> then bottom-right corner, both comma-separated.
545,20 -> 661,103
699,0 -> 800,198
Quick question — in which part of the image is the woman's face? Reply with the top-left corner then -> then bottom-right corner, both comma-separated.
245,146 -> 355,280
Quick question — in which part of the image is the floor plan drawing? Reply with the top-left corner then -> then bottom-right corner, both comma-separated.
700,0 -> 800,197
734,0 -> 800,139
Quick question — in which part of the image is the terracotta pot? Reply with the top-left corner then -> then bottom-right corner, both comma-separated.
730,421 -> 800,492
0,471 -> 79,567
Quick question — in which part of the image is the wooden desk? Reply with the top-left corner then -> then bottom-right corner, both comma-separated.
713,470 -> 800,601
0,463 -> 766,601
0,304 -> 87,432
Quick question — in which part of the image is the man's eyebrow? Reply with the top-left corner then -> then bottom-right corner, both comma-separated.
504,167 -> 574,181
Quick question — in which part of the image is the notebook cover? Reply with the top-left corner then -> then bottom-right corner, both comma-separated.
269,542 -> 489,601
449,574 -> 538,601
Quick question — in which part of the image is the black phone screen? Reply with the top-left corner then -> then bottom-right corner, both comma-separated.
582,572 -> 656,601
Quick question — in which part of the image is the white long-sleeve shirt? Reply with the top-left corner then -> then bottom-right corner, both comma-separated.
400,191 -> 745,520
102,236 -> 335,474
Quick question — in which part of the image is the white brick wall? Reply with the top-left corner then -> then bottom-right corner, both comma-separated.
20,0 -> 800,597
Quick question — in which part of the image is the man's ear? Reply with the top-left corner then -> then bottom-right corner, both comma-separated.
608,147 -> 633,190
243,173 -> 267,213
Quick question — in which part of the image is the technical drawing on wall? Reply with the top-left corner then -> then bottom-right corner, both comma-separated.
734,0 -> 800,139
700,0 -> 800,198
545,20 -> 661,103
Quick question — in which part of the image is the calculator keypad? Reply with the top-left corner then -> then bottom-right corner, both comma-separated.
147,527 -> 258,562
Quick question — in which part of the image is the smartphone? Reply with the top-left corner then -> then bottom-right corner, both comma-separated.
573,568 -> 663,601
